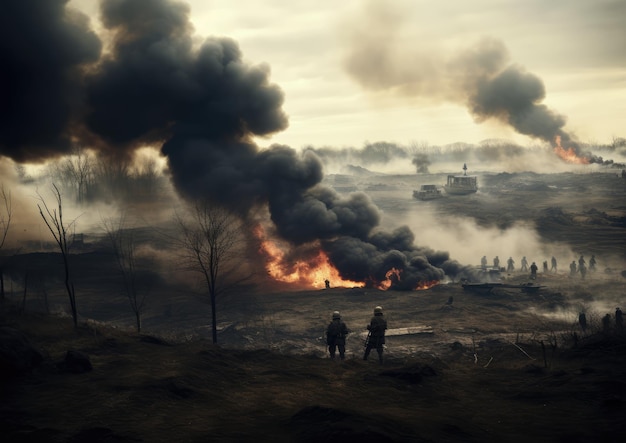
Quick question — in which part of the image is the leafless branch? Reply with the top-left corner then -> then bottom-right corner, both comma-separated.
0,183 -> 12,250
173,200 -> 246,344
102,212 -> 149,332
37,184 -> 79,327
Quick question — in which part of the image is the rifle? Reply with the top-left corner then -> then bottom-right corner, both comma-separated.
363,330 -> 371,349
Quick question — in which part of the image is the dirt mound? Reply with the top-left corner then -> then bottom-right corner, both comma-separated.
289,405 -> 420,442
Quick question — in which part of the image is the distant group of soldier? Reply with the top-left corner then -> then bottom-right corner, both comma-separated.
579,307 -> 623,334
480,254 -> 598,280
568,254 -> 597,279
325,306 -> 387,364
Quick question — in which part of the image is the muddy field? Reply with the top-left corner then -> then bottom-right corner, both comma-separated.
2,169 -> 626,442
215,271 -> 624,360
4,169 -> 625,359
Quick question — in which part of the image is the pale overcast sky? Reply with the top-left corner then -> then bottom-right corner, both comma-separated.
72,0 -> 626,149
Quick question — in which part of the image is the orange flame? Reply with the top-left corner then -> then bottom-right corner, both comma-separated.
254,226 -> 440,291
414,280 -> 439,290
255,225 -> 364,289
376,267 -> 402,290
553,135 -> 589,164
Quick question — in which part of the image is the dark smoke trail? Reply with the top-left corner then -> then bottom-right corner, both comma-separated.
342,3 -> 617,165
468,64 -> 569,144
412,153 -> 431,173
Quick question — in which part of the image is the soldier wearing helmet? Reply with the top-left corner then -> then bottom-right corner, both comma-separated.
326,311 -> 350,360
363,306 -> 387,364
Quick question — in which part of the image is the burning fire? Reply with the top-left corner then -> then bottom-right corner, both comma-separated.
255,226 -> 440,291
553,135 -> 589,164
376,268 -> 402,290
376,268 -> 439,291
255,226 -> 364,289
415,280 -> 439,290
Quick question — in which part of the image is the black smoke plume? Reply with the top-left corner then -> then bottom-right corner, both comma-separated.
0,0 -> 475,289
324,226 -> 474,290
84,0 -> 288,159
0,0 -> 101,162
412,153 -> 431,173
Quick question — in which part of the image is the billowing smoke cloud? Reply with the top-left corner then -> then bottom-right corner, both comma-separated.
0,0 -> 475,289
341,2 -> 613,164
0,0 -> 102,162
470,65 -> 564,139
83,0 -> 289,159
325,226 -> 474,290
412,153 -> 431,173
87,0 -> 477,287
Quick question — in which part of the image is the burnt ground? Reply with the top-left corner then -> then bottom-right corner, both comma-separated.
1,283 -> 626,443
1,169 -> 626,441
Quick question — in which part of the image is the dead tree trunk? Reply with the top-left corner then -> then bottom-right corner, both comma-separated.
38,184 -> 79,328
21,272 -> 28,313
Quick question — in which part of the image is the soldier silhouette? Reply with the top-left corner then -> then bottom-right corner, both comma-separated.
507,257 -> 515,272
578,312 -> 587,332
589,255 -> 597,272
521,256 -> 528,272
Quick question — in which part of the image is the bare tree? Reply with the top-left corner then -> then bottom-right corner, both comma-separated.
131,157 -> 161,198
174,201 -> 246,344
50,146 -> 95,204
0,184 -> 12,299
102,213 -> 149,333
37,184 -> 79,327
94,156 -> 131,201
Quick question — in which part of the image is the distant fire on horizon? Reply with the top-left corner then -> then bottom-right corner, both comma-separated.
553,135 -> 590,165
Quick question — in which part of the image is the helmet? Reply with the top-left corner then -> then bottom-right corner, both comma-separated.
374,306 -> 383,314
332,311 -> 341,319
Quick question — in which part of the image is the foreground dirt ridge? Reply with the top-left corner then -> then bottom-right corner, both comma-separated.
2,302 -> 625,443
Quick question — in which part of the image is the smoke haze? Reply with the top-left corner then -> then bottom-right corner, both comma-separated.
340,1 -> 615,162
400,208 -> 576,272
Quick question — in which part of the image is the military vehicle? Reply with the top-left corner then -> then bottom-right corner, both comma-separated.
413,184 -> 443,200
444,163 -> 477,195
